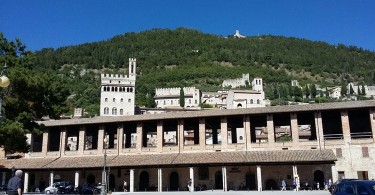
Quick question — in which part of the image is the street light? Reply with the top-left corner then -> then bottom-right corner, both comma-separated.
0,63 -> 10,121
101,134 -> 108,195
12,166 -> 15,177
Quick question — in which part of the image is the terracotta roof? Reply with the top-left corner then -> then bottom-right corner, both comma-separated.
0,150 -> 336,169
109,153 -> 178,167
43,156 -> 118,169
39,100 -> 375,127
2,157 -> 58,169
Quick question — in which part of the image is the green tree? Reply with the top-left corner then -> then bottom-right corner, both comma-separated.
341,84 -> 347,96
349,84 -> 355,95
0,35 -> 70,153
362,84 -> 366,95
310,84 -> 317,98
304,84 -> 310,99
179,87 -> 185,108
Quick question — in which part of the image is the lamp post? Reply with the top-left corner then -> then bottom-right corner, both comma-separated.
0,63 -> 10,121
11,166 -> 15,177
101,134 -> 108,195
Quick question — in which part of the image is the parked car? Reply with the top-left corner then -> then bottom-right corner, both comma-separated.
330,179 -> 358,194
44,181 -> 75,194
332,180 -> 375,195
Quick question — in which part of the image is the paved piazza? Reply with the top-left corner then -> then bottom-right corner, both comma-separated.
110,190 -> 331,195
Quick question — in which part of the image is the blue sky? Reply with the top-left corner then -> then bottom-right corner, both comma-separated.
1,0 -> 374,51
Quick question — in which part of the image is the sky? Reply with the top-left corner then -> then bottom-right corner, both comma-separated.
1,0 -> 375,52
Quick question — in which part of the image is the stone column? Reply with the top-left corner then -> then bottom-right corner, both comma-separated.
341,110 -> 351,142
267,114 -> 275,144
256,165 -> 262,191
221,117 -> 228,150
158,168 -> 163,192
61,127 -> 67,155
178,119 -> 184,152
222,166 -> 227,192
98,125 -> 105,153
189,167 -> 194,192
75,171 -> 80,187
2,172 -> 6,185
136,122 -> 143,152
42,129 -> 49,156
50,172 -> 54,186
117,123 -> 124,153
130,169 -> 135,192
199,118 -> 206,150
157,121 -> 163,153
244,115 -> 251,150
331,165 -> 337,183
290,113 -> 299,144
24,172 -> 29,193
370,109 -> 375,142
315,111 -> 324,149
78,125 -> 86,154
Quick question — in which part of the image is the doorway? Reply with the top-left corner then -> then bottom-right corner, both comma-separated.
139,171 -> 149,191
215,171 -> 223,189
169,172 -> 179,191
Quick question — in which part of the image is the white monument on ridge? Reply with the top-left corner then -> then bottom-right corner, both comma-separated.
100,58 -> 136,116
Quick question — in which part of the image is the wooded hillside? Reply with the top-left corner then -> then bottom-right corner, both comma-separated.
32,28 -> 375,114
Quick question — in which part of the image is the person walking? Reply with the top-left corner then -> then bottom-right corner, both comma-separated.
281,179 -> 286,191
187,178 -> 192,192
7,170 -> 23,195
123,180 -> 128,192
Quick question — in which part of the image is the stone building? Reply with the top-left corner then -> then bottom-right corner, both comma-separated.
154,87 -> 201,109
100,58 -> 136,116
1,101 -> 375,193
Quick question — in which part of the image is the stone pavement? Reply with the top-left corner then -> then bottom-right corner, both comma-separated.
111,190 -> 331,195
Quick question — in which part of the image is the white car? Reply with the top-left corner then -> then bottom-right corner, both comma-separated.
44,185 -> 58,194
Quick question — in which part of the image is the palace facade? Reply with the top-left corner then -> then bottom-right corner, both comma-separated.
1,101 -> 375,193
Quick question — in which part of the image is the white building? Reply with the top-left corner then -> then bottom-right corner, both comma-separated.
154,87 -> 201,109
226,89 -> 265,109
233,30 -> 246,38
100,58 -> 136,116
222,73 -> 250,88
329,87 -> 341,99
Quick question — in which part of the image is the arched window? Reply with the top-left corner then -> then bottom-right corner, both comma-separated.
115,87 -> 118,92
128,99 -> 131,103
250,99 -> 253,104
111,87 -> 115,91
130,88 -> 133,92
104,107 -> 109,114
120,98 -> 124,102
257,99 -> 260,104
120,109 -> 124,115
127,88 -> 129,92
113,98 -> 116,102
112,107 -> 117,115
105,98 -> 108,102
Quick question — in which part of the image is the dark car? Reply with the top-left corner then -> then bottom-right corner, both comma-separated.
332,180 -> 375,195
330,179 -> 358,193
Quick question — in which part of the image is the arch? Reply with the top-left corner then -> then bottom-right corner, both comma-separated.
257,99 -> 260,104
169,172 -> 179,191
215,171 -> 223,189
112,107 -> 117,115
237,103 -> 242,108
245,172 -> 256,190
87,174 -> 95,185
250,99 -> 253,104
120,109 -> 124,115
265,179 -> 277,190
139,171 -> 149,191
104,107 -> 109,115
314,170 -> 325,189
109,174 -> 116,192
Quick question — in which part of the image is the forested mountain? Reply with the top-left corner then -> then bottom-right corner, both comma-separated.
33,28 -> 375,115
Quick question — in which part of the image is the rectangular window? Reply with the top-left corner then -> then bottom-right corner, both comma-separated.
338,171 -> 345,180
362,147 -> 369,157
336,148 -> 343,158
